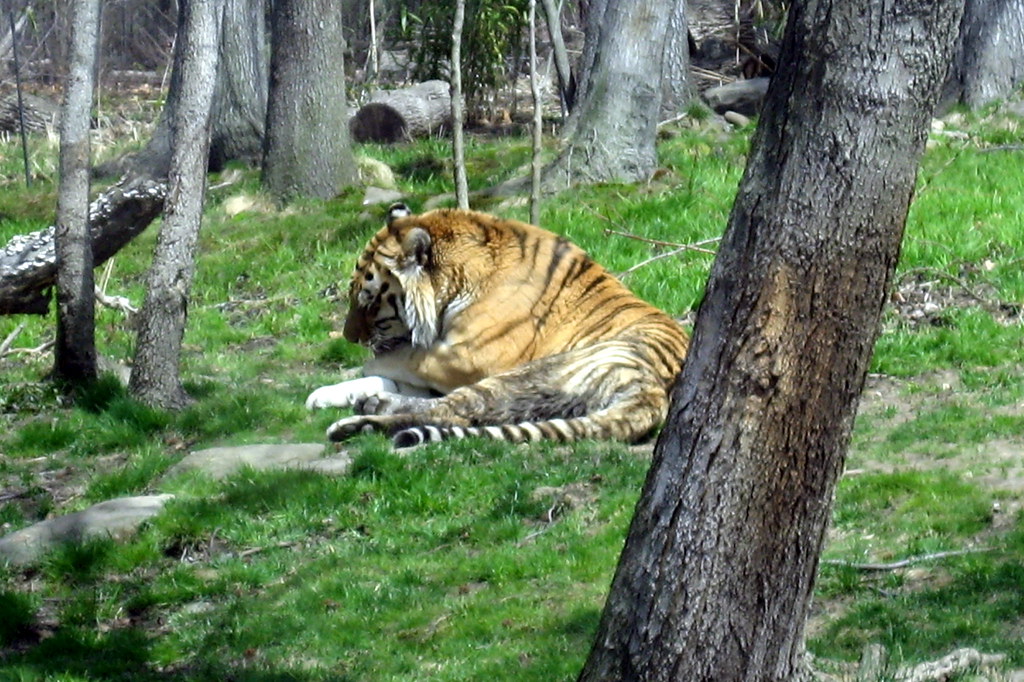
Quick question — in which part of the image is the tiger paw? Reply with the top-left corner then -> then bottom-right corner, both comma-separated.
356,392 -> 434,416
326,416 -> 383,442
306,376 -> 399,410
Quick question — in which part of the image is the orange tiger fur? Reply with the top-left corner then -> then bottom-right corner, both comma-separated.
315,204 -> 690,448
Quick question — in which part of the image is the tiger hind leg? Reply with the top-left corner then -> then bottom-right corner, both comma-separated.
326,344 -> 670,448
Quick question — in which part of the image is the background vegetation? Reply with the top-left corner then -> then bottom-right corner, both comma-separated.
1,100 -> 1023,679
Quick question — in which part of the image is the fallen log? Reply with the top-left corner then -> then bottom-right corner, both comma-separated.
349,80 -> 452,143
0,176 -> 166,315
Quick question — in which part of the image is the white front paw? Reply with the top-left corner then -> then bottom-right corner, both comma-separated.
305,376 -> 399,410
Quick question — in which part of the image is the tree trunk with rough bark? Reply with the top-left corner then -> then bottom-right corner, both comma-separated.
660,0 -> 693,118
95,1 -> 266,180
539,0 -> 576,112
450,0 -> 469,209
53,0 -> 101,388
942,0 -> 1024,109
577,0 -> 964,680
208,0 -> 267,169
262,0 -> 356,202
541,0 -> 671,191
130,0 -> 223,410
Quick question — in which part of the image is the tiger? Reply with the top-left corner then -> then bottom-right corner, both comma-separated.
305,203 -> 690,449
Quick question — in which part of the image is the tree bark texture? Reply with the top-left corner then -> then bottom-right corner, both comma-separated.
660,0 -> 693,118
208,0 -> 267,169
95,0 -> 265,180
577,1 -> 964,681
130,0 -> 222,410
942,0 -> 1024,109
53,0 -> 101,386
262,0 -> 356,201
450,0 -> 469,209
539,0 -> 576,112
0,178 -> 167,316
543,0 -> 670,190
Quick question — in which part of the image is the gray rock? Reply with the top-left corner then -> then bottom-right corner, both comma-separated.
164,442 -> 351,481
362,186 -> 404,206
0,494 -> 174,566
723,110 -> 751,128
703,78 -> 770,116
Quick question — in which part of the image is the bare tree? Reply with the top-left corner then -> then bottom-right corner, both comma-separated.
540,0 -> 671,191
97,2 -> 267,180
577,0 -> 965,679
943,0 -> 1024,109
528,0 -> 543,224
660,0 -> 693,118
130,0 -> 223,409
53,0 -> 100,388
262,0 -> 356,201
208,0 -> 268,169
539,0 -> 575,112
450,0 -> 469,209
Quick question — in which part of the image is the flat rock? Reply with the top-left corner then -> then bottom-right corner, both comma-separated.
0,494 -> 174,567
164,443 -> 351,480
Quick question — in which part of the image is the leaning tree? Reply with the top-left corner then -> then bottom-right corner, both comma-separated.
577,0 -> 965,679
129,0 -> 223,409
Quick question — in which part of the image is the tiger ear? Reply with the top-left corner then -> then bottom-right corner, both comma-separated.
387,203 -> 412,226
401,227 -> 432,268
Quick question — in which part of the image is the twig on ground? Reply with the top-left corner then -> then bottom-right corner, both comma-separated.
821,547 -> 993,572
979,144 -> 1024,153
95,287 -> 138,315
0,321 -> 26,356
2,338 -> 54,358
892,647 -> 1005,682
237,540 -> 301,558
897,266 -> 995,306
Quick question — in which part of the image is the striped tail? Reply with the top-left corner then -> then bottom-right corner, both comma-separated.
391,410 -> 659,449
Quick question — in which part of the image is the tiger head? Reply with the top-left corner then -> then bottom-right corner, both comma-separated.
343,203 -> 439,353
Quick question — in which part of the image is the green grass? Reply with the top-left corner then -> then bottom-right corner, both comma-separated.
2,102 -> 1024,678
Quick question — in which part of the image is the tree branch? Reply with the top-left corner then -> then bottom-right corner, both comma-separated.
0,176 -> 166,315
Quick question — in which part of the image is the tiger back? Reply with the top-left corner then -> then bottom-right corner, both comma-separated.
307,204 -> 690,448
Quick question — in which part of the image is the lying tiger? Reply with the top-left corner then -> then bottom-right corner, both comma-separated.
306,203 -> 690,448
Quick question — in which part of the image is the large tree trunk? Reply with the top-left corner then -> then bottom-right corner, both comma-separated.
53,0 -> 101,387
942,0 -> 1024,109
208,0 -> 267,169
262,0 -> 356,202
95,2 -> 266,180
577,0 -> 964,680
130,0 -> 222,410
541,0 -> 671,190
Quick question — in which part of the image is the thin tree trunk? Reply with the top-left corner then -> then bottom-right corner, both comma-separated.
539,0 -> 575,112
529,0 -> 542,224
450,0 -> 469,209
130,0 -> 223,409
262,0 -> 356,202
53,0 -> 101,388
578,0 -> 964,680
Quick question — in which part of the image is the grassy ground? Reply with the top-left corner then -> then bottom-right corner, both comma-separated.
1,101 -> 1023,680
